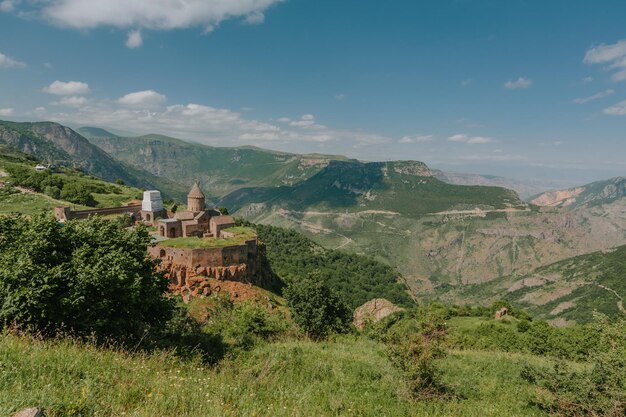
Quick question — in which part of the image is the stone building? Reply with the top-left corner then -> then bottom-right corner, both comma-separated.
156,182 -> 235,239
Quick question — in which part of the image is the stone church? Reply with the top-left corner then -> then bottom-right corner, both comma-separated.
152,183 -> 235,239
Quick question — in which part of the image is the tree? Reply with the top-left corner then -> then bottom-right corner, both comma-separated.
217,207 -> 229,215
0,215 -> 173,342
283,276 -> 351,340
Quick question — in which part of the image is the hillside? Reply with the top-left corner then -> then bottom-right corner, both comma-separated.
223,164 -> 626,313
448,244 -> 626,325
530,176 -> 626,208
222,160 -> 522,217
82,129 -> 352,200
0,146 -> 144,215
0,121 -> 187,199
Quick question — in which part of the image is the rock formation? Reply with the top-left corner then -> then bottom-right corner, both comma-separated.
353,298 -> 403,330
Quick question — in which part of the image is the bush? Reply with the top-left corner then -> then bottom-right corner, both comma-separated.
283,276 -> 351,340
522,314 -> 626,416
0,215 -> 173,342
370,308 -> 448,400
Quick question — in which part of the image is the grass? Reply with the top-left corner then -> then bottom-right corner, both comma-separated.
0,333 -> 552,417
160,227 -> 257,249
0,190 -> 89,216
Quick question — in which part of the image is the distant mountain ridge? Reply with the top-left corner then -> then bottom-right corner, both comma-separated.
220,159 -> 522,218
433,170 -> 576,200
530,177 -> 626,208
0,121 -> 187,198
81,129 -> 354,200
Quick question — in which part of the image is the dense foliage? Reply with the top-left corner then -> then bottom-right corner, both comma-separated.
0,215 -> 172,341
244,221 -> 414,309
367,307 -> 449,399
5,164 -> 130,207
522,315 -> 625,416
283,276 -> 351,340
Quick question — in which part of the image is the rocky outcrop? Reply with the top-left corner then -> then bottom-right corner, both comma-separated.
353,298 -> 403,330
12,408 -> 44,417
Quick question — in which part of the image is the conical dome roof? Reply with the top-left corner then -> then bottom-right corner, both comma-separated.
188,182 -> 205,199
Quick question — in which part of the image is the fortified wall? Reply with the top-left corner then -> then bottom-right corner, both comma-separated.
149,238 -> 263,300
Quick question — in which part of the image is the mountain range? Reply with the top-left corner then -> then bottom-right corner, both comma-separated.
1,120 -> 624,324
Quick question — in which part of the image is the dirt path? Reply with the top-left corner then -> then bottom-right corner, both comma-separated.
430,207 -> 530,216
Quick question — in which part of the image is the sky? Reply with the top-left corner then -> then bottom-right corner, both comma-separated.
1,0 -> 626,184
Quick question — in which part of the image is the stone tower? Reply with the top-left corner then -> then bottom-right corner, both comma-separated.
187,182 -> 205,214
141,190 -> 164,224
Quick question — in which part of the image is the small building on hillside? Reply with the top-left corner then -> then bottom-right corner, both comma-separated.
34,164 -> 47,172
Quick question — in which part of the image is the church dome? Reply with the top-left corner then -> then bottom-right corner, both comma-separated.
188,182 -> 205,199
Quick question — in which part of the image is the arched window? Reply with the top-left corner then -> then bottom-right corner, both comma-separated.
159,249 -> 166,258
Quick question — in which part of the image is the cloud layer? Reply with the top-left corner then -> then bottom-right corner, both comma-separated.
0,52 -> 26,69
43,80 -> 91,95
572,89 -> 614,104
584,40 -> 626,81
504,77 -> 532,89
448,134 -> 494,144
42,0 -> 283,31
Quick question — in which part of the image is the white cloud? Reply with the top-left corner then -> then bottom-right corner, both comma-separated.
334,93 -> 346,101
43,80 -> 90,95
126,30 -> 143,48
583,76 -> 593,83
118,90 -> 166,108
243,11 -> 265,25
460,79 -> 472,87
56,96 -> 88,107
459,153 -> 527,162
399,134 -> 433,144
504,77 -> 532,89
603,100 -> 626,116
584,40 -> 626,81
572,89 -> 614,104
448,134 -> 494,144
0,0 -> 14,12
44,62 -> 53,69
0,52 -> 26,69
40,0 -> 283,32
276,117 -> 291,123
0,107 -> 15,117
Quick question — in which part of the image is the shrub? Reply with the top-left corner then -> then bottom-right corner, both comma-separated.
371,308 -> 448,400
283,276 -> 351,340
0,215 -> 173,342
522,314 -> 626,416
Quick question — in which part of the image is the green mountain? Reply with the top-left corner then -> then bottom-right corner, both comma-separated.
451,244 -> 626,325
221,160 -> 522,217
530,176 -> 626,208
81,129 -> 352,200
0,121 -> 187,199
220,164 -> 626,313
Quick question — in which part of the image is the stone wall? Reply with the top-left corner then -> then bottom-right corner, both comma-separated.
55,204 -> 142,221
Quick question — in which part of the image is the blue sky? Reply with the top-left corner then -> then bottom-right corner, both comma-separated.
1,0 -> 625,184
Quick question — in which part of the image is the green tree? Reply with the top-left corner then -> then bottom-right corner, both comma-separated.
0,215 -> 173,342
283,276 -> 351,340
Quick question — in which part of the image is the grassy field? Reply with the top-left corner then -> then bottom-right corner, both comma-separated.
0,190 -> 89,216
160,227 -> 257,249
1,333 -> 552,417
